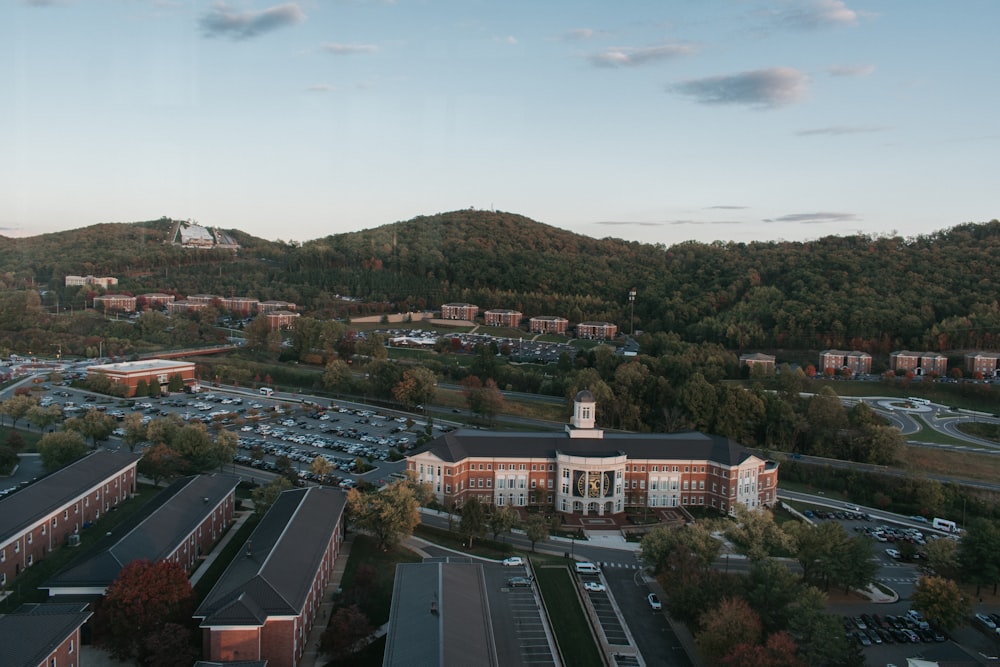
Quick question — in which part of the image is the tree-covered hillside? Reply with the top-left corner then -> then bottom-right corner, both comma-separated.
3,210 -> 1000,354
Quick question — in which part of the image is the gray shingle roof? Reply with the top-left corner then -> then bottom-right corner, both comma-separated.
44,474 -> 239,594
423,429 -> 758,467
0,603 -> 92,667
0,450 -> 142,543
195,486 -> 346,627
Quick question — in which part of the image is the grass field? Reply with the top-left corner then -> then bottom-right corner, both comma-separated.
533,562 -> 604,667
902,444 -> 1000,485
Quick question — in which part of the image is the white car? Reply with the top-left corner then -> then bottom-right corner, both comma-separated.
501,557 -> 524,567
584,582 -> 606,593
885,548 -> 901,559
647,593 -> 662,610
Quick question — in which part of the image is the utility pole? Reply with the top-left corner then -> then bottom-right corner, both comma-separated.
628,287 -> 637,336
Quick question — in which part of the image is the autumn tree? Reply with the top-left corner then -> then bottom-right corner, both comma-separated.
38,430 -> 89,471
911,575 -> 971,630
347,479 -> 424,549
725,505 -> 794,562
96,559 -> 195,663
310,455 -> 335,479
524,513 -> 550,552
640,522 -> 722,574
170,422 -> 218,472
458,496 -> 487,549
923,534 -> 961,580
0,393 -> 37,428
392,366 -> 437,410
121,412 -> 147,452
488,505 -> 520,541
322,358 -> 353,391
696,597 -> 762,664
251,477 -> 293,515
64,409 -> 115,448
138,443 -> 184,486
27,404 -> 61,433
320,603 -> 374,658
720,632 -> 806,667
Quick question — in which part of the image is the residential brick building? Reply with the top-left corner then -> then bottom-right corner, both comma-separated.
167,300 -> 209,314
529,315 -> 569,335
195,486 -> 346,667
187,294 -> 222,306
93,294 -> 137,313
265,309 -> 300,331
576,321 -> 618,340
890,350 -> 948,376
87,359 -> 197,396
483,309 -> 522,328
65,274 -> 117,289
965,352 -> 1000,378
258,300 -> 297,313
0,602 -> 92,667
220,297 -> 260,316
138,292 -> 176,310
43,474 -> 238,597
441,303 -> 478,320
0,450 -> 141,589
740,352 -> 776,374
819,349 -> 872,376
407,392 -> 778,517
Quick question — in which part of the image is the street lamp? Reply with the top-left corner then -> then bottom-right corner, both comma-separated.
628,288 -> 637,336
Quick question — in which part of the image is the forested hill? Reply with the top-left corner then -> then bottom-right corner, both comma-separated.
4,210 -> 1000,354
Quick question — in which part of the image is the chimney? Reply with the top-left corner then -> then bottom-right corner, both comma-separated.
245,540 -> 253,558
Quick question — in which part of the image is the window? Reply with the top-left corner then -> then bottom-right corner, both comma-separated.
672,466 -> 678,472
497,479 -> 505,489
712,483 -> 717,492
63,510 -> 68,520
682,481 -> 689,490
52,517 -> 58,527
519,464 -> 526,470
531,464 -> 537,471
641,465 -> 646,472
27,533 -> 32,544
531,480 -> 536,489
487,464 -> 492,470
498,464 -> 505,470
639,480 -> 645,489
548,464 -> 554,471
478,479 -> 483,488
684,466 -> 689,472
1,572 -> 5,585
547,479 -> 553,488
631,480 -> 637,489
699,481 -> 704,490
478,464 -> 484,470
487,480 -> 492,488
41,525 -> 46,536
0,548 -> 4,562
651,465 -> 658,472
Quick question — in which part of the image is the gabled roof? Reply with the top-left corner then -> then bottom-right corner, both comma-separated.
420,428 -> 761,468
0,450 -> 142,544
0,603 -> 92,667
44,474 -> 239,594
195,487 -> 345,626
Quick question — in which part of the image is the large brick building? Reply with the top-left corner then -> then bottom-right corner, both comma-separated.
87,359 -> 197,396
195,486 -> 346,667
43,474 -> 238,597
529,315 -> 569,335
819,349 -> 872,376
483,309 -> 522,328
0,602 -> 92,667
93,294 -> 137,313
407,392 -> 778,517
441,303 -> 478,321
964,352 -> 1000,378
0,450 -> 141,590
890,350 -> 948,376
576,321 -> 618,340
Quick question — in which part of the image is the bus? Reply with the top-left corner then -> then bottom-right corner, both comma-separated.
907,397 -> 930,406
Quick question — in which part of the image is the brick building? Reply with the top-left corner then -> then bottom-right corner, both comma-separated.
441,303 -> 478,320
93,294 -> 137,313
0,450 -> 141,589
740,352 -> 776,374
265,309 -> 300,331
43,474 -> 238,597
576,321 -> 618,340
483,309 -> 522,328
195,486 -> 346,667
0,602 -> 92,667
220,297 -> 260,316
258,300 -> 297,313
167,300 -> 209,314
138,292 -> 176,310
407,392 -> 778,517
819,349 -> 872,376
66,275 -> 118,289
87,359 -> 197,396
890,350 -> 948,376
964,352 -> 1000,378
529,316 -> 569,335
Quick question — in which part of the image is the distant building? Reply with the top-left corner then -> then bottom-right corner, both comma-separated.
265,309 -> 300,331
221,296 -> 260,316
87,359 -> 196,396
167,300 -> 209,314
0,450 -> 141,589
890,350 -> 948,376
195,487 -> 346,667
529,316 -> 569,335
65,274 -> 118,289
138,292 -> 176,310
483,309 -> 522,328
93,294 -> 137,313
964,351 -> 1000,378
258,300 -> 297,313
187,294 -> 222,305
441,303 -> 478,321
0,603 -> 92,667
43,474 -> 238,597
617,336 -> 640,357
819,349 -> 872,376
740,352 -> 776,374
576,321 -> 618,340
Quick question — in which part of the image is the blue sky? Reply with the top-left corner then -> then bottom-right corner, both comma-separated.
3,0 -> 998,247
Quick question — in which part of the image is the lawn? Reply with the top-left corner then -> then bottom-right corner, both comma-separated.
532,561 -> 604,667
335,533 -> 422,626
192,512 -> 261,601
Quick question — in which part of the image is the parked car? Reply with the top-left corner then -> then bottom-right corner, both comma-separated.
584,582 -> 606,593
507,576 -> 531,588
647,593 -> 662,610
975,612 -> 997,630
501,556 -> 524,567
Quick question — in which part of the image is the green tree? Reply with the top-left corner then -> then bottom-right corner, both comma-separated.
251,477 -> 294,515
65,409 -> 115,448
170,423 -> 216,473
911,575 -> 971,630
0,393 -> 36,428
346,479 -> 422,549
488,505 -> 520,541
392,366 -> 437,409
38,430 -> 88,470
213,429 -> 238,471
725,506 -> 794,562
27,404 -> 61,433
121,412 -> 147,452
322,359 -> 353,391
137,443 -> 184,486
459,496 -> 487,549
640,523 -> 722,574
524,513 -> 550,552
95,559 -> 194,663
958,517 -> 1000,595
924,534 -> 961,580
167,373 -> 185,393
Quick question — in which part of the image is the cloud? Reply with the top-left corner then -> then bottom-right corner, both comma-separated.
322,43 -> 378,55
671,67 -> 808,108
21,0 -> 67,6
668,220 -> 741,226
706,205 -> 749,210
494,35 -> 518,46
828,63 -> 875,77
590,43 -> 696,68
763,212 -> 858,224
796,125 -> 887,136
563,28 -> 599,41
595,221 -> 665,228
776,0 -> 859,29
304,84 -> 336,93
200,2 -> 305,40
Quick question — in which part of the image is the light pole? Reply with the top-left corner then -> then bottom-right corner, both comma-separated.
628,287 -> 636,336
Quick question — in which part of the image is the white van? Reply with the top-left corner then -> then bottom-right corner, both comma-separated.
574,562 -> 601,575
259,387 -> 274,396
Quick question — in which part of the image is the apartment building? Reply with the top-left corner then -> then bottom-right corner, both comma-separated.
138,292 -> 176,310
65,275 -> 118,289
0,603 -> 92,667
220,297 -> 260,316
576,321 -> 618,340
93,294 -> 137,313
167,300 -> 209,314
265,309 -> 300,331
890,350 -> 948,376
258,300 -> 297,313
965,351 -> 1000,378
0,450 -> 141,589
819,349 -> 872,376
529,316 -> 569,335
483,309 -> 522,328
740,352 -> 776,374
407,392 -> 778,517
441,303 -> 479,321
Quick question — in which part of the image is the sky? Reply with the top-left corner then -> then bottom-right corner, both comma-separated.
2,1 -> 998,248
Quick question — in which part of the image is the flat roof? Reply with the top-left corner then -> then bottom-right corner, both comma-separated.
0,450 -> 142,544
88,359 -> 195,373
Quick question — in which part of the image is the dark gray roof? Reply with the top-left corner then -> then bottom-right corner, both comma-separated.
423,429 -> 759,467
0,450 -> 142,542
194,662 -> 268,667
0,603 -> 92,667
44,474 -> 239,593
383,562 -> 496,667
195,486 -> 346,627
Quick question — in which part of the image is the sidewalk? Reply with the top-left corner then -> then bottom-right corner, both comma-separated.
189,508 -> 253,586
299,532 -> 356,667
